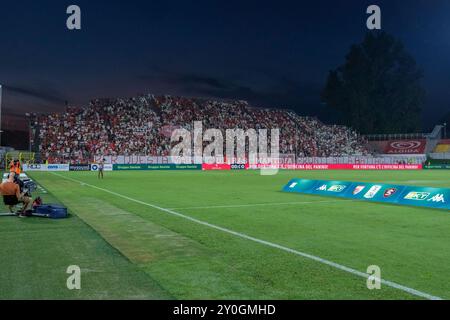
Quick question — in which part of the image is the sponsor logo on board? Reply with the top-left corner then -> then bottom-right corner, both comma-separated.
353,186 -> 365,195
327,185 -> 346,192
427,194 -> 445,203
404,192 -> 430,201
364,185 -> 382,199
383,188 -> 397,198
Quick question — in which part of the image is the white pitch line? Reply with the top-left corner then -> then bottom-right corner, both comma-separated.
50,172 -> 443,300
169,200 -> 349,210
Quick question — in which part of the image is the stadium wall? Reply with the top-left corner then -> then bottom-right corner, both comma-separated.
22,161 -> 424,172
94,155 -> 426,165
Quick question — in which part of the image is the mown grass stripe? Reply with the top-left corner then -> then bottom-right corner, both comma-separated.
51,172 -> 443,300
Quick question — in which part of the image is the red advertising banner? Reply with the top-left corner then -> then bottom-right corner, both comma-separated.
202,163 -> 231,170
384,140 -> 426,154
248,164 -> 422,170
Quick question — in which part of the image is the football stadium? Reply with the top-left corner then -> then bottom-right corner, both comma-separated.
1,0 -> 449,310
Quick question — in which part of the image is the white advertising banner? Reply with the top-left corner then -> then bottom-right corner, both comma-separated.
94,155 -> 172,165
23,164 -> 48,172
92,154 -> 426,165
23,164 -> 69,172
47,164 -> 70,171
90,164 -> 113,171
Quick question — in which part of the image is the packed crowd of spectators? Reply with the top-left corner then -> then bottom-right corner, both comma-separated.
32,94 -> 370,163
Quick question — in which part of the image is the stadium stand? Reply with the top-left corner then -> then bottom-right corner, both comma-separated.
433,140 -> 450,153
31,94 -> 370,163
365,125 -> 447,156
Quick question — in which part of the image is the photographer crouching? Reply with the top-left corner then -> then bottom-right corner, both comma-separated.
0,172 -> 33,218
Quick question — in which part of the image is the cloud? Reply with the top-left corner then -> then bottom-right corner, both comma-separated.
177,74 -> 236,90
138,69 -> 322,110
139,71 -> 254,98
138,69 -> 344,122
4,84 -> 67,105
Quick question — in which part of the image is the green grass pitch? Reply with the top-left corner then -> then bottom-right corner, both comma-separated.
1,169 -> 449,300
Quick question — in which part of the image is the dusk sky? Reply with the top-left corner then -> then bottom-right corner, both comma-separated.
1,0 -> 450,132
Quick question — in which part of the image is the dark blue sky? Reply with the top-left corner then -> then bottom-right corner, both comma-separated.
1,0 -> 450,131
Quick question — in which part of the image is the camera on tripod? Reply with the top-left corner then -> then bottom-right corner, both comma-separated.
14,175 -> 37,197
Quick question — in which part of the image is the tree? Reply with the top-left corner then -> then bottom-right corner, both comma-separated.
321,32 -> 424,134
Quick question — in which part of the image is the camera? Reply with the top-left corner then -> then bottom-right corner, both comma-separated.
14,175 -> 37,197
22,180 -> 37,197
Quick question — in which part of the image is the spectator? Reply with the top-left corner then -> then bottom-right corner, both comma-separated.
34,94 -> 370,163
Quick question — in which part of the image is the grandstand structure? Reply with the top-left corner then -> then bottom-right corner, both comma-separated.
26,93 -> 449,166
364,125 -> 450,165
365,125 -> 444,153
30,94 -> 370,164
433,140 -> 450,153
